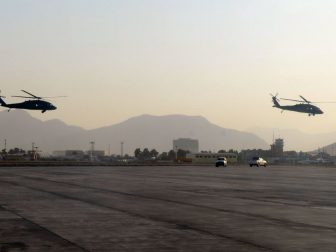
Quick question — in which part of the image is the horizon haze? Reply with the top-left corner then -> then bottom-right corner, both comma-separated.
0,110 -> 269,154
1,1 -> 336,134
1,110 -> 335,154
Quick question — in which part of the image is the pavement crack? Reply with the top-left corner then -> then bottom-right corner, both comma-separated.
0,204 -> 89,252
0,178 -> 277,252
13,174 -> 336,233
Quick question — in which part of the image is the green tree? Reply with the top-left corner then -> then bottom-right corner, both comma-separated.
228,149 -> 238,154
159,152 -> 168,160
167,150 -> 176,160
134,148 -> 142,159
142,148 -> 151,160
8,148 -> 26,155
150,149 -> 159,158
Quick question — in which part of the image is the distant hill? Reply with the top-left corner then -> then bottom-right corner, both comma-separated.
0,111 -> 268,154
310,143 -> 336,156
87,114 -> 269,154
0,110 -> 86,153
248,127 -> 336,152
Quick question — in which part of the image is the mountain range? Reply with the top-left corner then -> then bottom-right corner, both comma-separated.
0,111 -> 268,155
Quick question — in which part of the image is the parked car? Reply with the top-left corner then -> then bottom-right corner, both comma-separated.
215,157 -> 228,167
249,157 -> 267,167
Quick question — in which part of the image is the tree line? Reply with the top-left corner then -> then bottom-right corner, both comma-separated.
134,148 -> 190,160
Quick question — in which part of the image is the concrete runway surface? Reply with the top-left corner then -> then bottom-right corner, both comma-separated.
1,165 -> 336,252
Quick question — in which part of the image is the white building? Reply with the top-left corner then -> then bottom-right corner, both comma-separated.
173,138 -> 199,153
87,150 -> 106,157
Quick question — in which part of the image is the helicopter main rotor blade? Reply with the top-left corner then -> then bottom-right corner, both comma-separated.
279,95 -> 336,104
38,96 -> 67,99
298,95 -> 336,104
21,90 -> 41,99
308,101 -> 336,104
280,98 -> 304,102
12,95 -> 66,100
12,95 -> 40,99
299,95 -> 311,104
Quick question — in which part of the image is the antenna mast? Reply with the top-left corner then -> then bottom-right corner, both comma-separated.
90,141 -> 95,161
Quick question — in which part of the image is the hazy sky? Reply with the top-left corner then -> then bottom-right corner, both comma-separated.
1,0 -> 336,133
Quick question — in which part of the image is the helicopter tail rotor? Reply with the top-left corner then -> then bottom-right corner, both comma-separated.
270,93 -> 279,100
0,90 -> 6,99
270,93 -> 281,107
0,91 -> 7,106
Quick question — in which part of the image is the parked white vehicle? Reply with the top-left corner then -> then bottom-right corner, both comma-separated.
249,157 -> 267,167
215,157 -> 228,167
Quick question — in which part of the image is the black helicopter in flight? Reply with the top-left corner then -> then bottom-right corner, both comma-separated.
270,93 -> 332,116
0,90 -> 65,113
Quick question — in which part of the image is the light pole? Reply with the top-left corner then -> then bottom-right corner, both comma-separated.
121,141 -> 124,158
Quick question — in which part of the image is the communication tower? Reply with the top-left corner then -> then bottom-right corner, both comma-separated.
90,141 -> 95,161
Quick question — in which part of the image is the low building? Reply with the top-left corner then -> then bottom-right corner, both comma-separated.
187,152 -> 238,164
87,150 -> 105,157
53,150 -> 85,160
3,153 -> 28,161
239,149 -> 272,163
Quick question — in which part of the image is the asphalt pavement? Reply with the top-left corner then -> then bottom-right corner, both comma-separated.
1,165 -> 336,251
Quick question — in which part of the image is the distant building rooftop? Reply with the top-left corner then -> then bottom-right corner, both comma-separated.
173,138 -> 199,153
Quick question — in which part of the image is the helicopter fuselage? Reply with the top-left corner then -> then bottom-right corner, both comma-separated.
274,103 -> 323,115
0,90 -> 61,113
2,100 -> 57,112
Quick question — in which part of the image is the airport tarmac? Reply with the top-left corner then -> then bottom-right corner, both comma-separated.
1,165 -> 336,252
